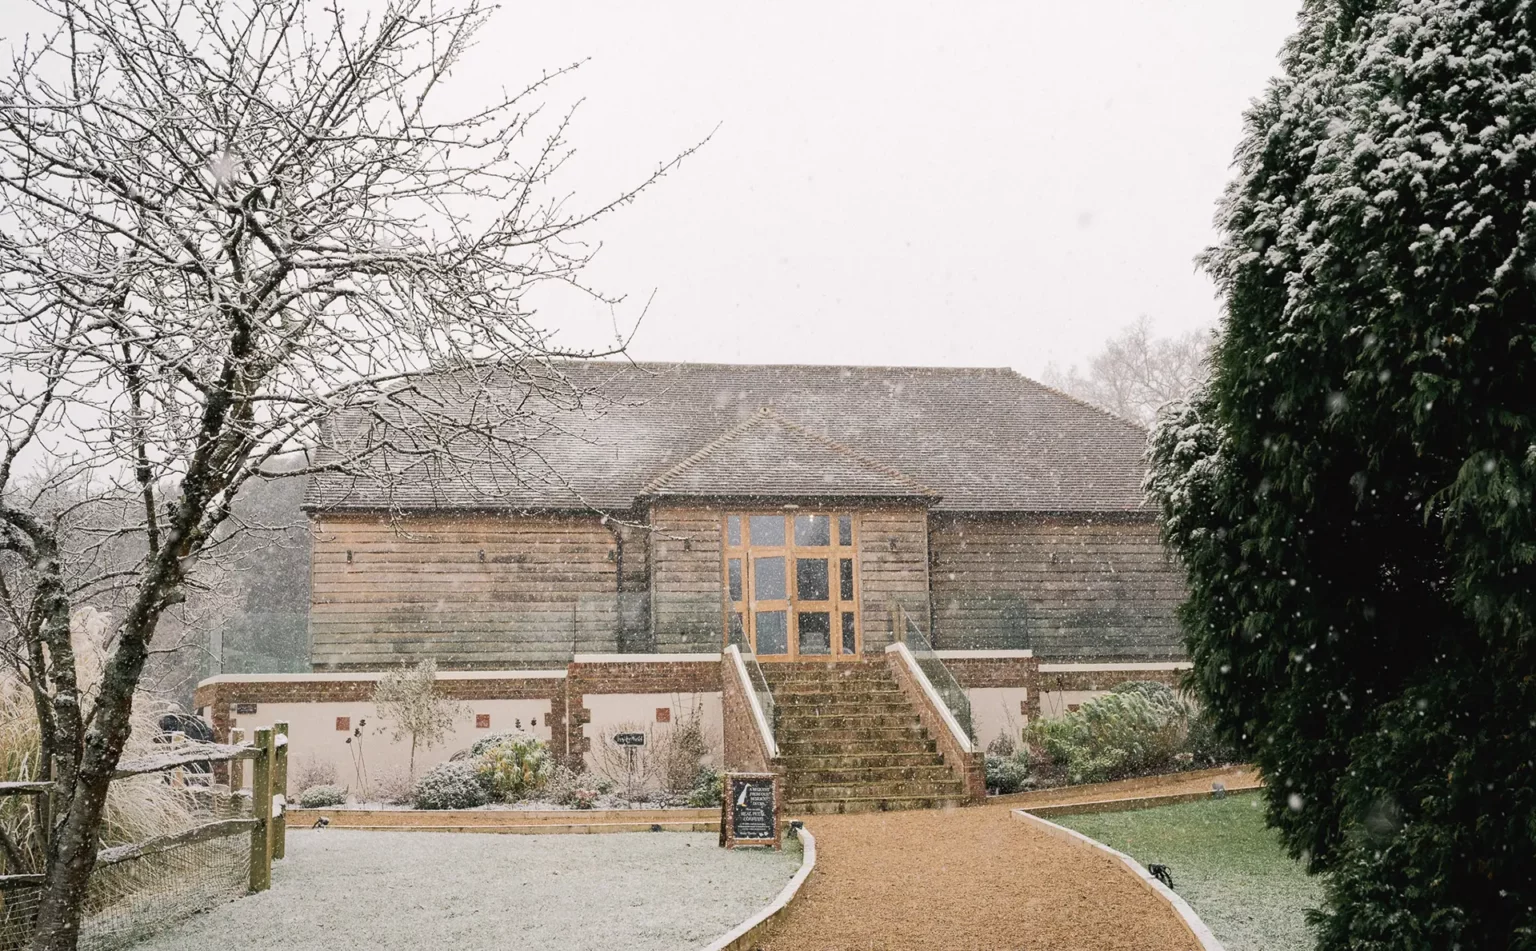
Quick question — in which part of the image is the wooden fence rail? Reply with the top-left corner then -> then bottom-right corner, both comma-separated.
0,721 -> 291,896
0,783 -> 53,798
112,743 -> 262,780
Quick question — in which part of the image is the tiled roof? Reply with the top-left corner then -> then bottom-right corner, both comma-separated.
302,361 -> 1151,513
642,408 -> 940,500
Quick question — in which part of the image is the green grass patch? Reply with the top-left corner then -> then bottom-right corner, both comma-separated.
1055,795 -> 1322,951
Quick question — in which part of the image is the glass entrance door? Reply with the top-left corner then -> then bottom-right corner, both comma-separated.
723,512 -> 861,660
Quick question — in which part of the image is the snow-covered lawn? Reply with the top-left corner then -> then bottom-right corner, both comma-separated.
126,829 -> 800,951
1057,796 -> 1322,951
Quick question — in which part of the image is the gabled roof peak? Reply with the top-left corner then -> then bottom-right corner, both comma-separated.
641,407 -> 939,501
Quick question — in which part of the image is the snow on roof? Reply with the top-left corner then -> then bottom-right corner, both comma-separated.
302,360 -> 1150,514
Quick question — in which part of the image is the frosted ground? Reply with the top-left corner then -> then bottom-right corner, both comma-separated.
128,830 -> 800,951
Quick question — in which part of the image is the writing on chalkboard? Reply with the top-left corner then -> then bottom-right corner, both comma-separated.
722,772 -> 780,849
613,732 -> 646,747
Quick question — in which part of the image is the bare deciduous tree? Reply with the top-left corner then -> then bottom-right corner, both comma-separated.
371,659 -> 462,780
1042,317 -> 1212,427
0,0 -> 700,946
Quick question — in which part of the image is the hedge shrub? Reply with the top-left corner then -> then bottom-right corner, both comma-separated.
1025,681 -> 1191,784
413,761 -> 488,810
297,784 -> 347,808
984,751 -> 1032,794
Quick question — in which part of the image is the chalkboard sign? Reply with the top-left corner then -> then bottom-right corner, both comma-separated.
613,732 -> 646,747
721,772 -> 781,850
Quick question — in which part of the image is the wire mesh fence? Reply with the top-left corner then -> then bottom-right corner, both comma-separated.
1,792 -> 252,951
78,827 -> 250,951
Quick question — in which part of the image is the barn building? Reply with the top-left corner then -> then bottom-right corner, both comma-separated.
196,362 -> 1190,813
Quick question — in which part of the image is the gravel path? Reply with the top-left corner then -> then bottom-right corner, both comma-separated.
761,804 -> 1200,951
128,830 -> 799,951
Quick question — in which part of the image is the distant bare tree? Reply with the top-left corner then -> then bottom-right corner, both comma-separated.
0,0 -> 701,946
1043,317 -> 1212,427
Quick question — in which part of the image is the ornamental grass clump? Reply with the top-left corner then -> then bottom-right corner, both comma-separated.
473,734 -> 552,801
1025,681 -> 1191,785
1,616 -> 198,879
412,761 -> 488,810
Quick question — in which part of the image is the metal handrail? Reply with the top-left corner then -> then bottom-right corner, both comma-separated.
727,627 -> 778,748
897,610 -> 976,743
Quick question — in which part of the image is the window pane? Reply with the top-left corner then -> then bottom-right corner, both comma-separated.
838,515 -> 853,546
749,515 -> 785,546
794,514 -> 830,547
842,612 -> 857,654
756,611 -> 788,655
753,556 -> 786,600
796,558 -> 829,601
728,559 -> 743,602
839,558 -> 854,601
729,612 -> 745,648
798,612 -> 831,655
726,515 -> 742,547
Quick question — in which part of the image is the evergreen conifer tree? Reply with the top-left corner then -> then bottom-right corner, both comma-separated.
1148,3 -> 1536,946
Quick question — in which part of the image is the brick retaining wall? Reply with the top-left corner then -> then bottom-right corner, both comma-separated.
195,658 -> 725,768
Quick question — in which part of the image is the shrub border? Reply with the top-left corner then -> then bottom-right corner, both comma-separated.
1011,808 -> 1224,951
699,826 -> 817,951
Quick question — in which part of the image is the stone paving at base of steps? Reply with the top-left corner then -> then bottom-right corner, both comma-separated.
761,801 -> 1205,951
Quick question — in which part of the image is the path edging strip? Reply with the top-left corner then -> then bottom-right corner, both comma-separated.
700,827 -> 817,951
1012,809 -> 1225,951
1020,785 -> 1262,818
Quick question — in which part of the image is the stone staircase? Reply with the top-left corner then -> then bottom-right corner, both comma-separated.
762,661 -> 971,815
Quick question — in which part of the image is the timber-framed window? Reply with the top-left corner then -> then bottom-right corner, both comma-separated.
722,513 -> 860,660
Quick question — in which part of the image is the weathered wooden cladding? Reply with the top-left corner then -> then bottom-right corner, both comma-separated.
928,512 -> 1184,659
307,506 -> 1186,669
857,507 -> 931,652
648,504 -> 726,653
310,513 -> 621,668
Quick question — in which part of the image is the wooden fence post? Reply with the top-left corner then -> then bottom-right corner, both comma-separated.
272,721 -> 289,860
228,728 -> 246,797
249,728 -> 274,892
168,731 -> 187,787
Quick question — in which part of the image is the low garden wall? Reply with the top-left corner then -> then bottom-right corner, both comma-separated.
1034,661 -> 1191,720
937,649 -> 1036,751
195,654 -> 1203,805
193,655 -> 725,799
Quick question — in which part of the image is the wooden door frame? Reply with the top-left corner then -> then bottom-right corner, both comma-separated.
721,511 -> 863,661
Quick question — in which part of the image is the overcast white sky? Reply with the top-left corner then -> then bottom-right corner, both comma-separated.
459,1 -> 1303,377
5,0 -> 1304,379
